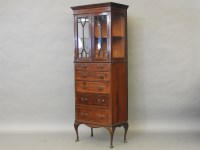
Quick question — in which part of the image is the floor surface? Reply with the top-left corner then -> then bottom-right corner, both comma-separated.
0,128 -> 200,150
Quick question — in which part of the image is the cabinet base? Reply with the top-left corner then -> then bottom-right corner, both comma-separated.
74,121 -> 129,148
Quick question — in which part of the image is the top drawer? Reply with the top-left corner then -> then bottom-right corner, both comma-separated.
75,63 -> 110,72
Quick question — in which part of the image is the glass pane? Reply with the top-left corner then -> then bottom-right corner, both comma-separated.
77,17 -> 90,58
94,15 -> 107,59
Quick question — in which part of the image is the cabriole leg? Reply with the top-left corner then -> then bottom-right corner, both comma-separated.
123,122 -> 129,143
74,122 -> 80,142
108,126 -> 116,148
91,127 -> 94,137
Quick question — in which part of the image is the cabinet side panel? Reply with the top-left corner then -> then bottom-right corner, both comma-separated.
111,62 -> 128,124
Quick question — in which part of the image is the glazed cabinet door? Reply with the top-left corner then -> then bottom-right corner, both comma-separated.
92,13 -> 110,61
74,14 -> 92,61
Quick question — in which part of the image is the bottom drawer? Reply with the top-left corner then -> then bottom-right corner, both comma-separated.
76,107 -> 111,125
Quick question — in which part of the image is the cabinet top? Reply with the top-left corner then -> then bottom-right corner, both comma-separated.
71,2 -> 129,10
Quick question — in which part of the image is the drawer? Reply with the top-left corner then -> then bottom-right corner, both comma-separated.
76,81 -> 109,93
75,63 -> 110,72
76,107 -> 111,125
76,71 -> 110,81
76,93 -> 109,107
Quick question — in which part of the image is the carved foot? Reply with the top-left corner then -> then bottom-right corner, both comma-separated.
74,122 -> 80,142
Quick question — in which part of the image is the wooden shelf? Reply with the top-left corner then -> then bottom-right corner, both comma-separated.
95,36 -> 107,39
112,36 -> 125,39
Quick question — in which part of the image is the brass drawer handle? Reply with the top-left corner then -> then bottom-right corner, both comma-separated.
81,73 -> 88,78
98,114 -> 105,119
97,86 -> 104,91
97,99 -> 105,103
81,97 -> 88,102
81,112 -> 88,117
81,64 -> 88,69
80,83 -> 87,89
97,73 -> 104,79
96,64 -> 104,69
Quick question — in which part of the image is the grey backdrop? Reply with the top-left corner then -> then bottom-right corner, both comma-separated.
0,0 -> 200,132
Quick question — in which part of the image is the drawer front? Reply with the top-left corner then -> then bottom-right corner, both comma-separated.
76,81 -> 109,93
76,71 -> 110,81
76,93 -> 109,107
75,63 -> 110,72
76,107 -> 111,125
